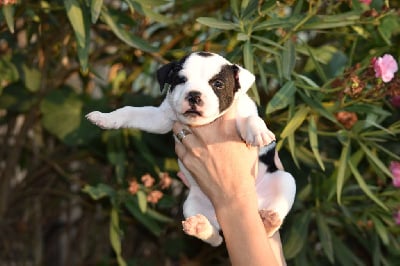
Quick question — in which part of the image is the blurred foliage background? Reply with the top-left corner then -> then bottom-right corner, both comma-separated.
1,0 -> 400,265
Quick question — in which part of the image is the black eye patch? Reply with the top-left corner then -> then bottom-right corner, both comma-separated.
157,58 -> 188,93
209,64 -> 240,112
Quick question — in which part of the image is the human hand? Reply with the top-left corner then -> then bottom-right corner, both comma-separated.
173,102 -> 260,210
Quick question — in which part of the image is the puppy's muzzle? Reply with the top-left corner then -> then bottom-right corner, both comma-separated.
186,91 -> 202,106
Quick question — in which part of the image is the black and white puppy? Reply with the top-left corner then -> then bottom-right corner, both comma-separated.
86,52 -> 296,246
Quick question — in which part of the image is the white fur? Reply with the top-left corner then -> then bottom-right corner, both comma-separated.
86,52 -> 296,246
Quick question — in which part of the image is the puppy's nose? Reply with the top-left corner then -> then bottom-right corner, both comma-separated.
186,91 -> 202,106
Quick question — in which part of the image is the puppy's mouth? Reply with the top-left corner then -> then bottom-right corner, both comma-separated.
183,109 -> 202,117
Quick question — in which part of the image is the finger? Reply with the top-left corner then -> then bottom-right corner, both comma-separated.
173,122 -> 193,142
172,121 -> 185,134
173,122 -> 204,149
174,138 -> 187,159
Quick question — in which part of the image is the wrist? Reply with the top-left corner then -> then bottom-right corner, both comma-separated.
213,189 -> 259,221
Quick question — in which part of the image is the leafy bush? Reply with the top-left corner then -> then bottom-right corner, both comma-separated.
0,0 -> 399,265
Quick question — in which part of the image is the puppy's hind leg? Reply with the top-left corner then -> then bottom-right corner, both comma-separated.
182,214 -> 223,247
182,187 -> 223,246
256,170 -> 296,237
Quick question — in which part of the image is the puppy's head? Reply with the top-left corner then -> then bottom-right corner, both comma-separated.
157,52 -> 255,126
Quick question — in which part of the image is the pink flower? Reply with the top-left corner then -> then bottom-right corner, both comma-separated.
359,0 -> 372,4
373,54 -> 398,83
390,161 -> 400,187
391,95 -> 400,108
141,174 -> 155,188
395,210 -> 400,225
147,190 -> 163,204
0,0 -> 17,6
128,179 -> 139,195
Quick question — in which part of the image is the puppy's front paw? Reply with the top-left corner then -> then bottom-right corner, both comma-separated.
243,116 -> 275,147
86,111 -> 119,129
259,209 -> 282,237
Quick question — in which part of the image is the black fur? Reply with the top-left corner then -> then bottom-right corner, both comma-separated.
209,64 -> 241,112
197,51 -> 213,57
259,141 -> 278,173
157,55 -> 189,93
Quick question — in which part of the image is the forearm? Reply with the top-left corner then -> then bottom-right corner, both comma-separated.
215,194 -> 284,266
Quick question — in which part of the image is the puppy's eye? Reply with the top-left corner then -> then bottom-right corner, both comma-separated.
179,76 -> 187,83
212,80 -> 224,89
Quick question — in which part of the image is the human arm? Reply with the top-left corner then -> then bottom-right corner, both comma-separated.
173,102 -> 286,266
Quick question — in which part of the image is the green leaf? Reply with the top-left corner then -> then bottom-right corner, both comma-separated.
91,0 -> 103,23
302,44 -> 328,82
64,0 -> 90,71
139,5 -> 174,24
369,142 -> 400,161
294,73 -> 319,89
336,140 -> 350,205
137,190 -> 147,213
297,90 -> 337,123
370,216 -> 389,245
82,183 -> 115,200
251,35 -> 284,50
348,160 -> 389,211
132,0 -> 169,6
64,0 -> 86,48
240,0 -> 258,19
357,141 -> 392,177
280,105 -> 308,139
243,41 -> 259,104
316,213 -> 334,263
40,89 -> 83,140
230,0 -> 240,17
284,210 -> 312,259
302,12 -> 361,30
22,64 -> 41,92
240,0 -> 250,10
331,233 -> 365,266
266,80 -> 296,114
146,209 -> 173,223
344,103 -> 391,118
125,197 -> 162,236
252,43 -> 280,56
0,83 -> 35,112
282,39 -> 296,80
2,5 -> 15,33
308,116 -> 325,170
110,208 -> 127,266
196,17 -> 238,30
105,131 -> 126,184
253,15 -> 303,31
378,15 -> 399,45
287,130 -> 299,167
101,8 -> 157,53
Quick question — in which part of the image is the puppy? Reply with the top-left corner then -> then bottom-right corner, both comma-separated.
86,52 -> 296,246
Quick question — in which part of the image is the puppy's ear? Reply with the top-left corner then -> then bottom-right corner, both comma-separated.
157,62 -> 180,93
233,64 -> 255,94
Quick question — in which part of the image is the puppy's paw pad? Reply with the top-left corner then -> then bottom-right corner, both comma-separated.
259,209 -> 282,237
86,111 -> 116,129
182,214 -> 213,239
